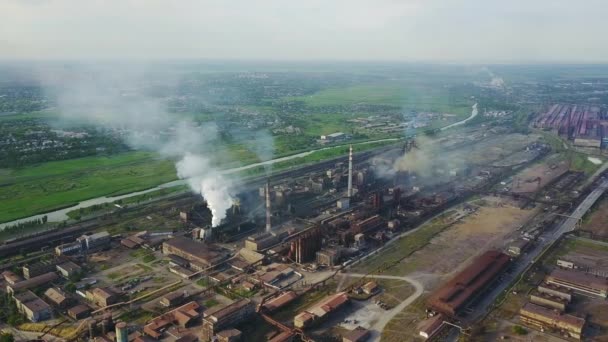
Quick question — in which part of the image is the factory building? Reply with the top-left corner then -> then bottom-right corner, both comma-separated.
2,270 -> 22,285
86,287 -> 118,308
162,237 -> 228,270
68,304 -> 91,320
14,291 -> 52,322
417,314 -> 445,340
77,231 -> 111,251
55,241 -> 82,256
56,261 -> 82,278
352,215 -> 384,234
546,268 -> 608,298
216,329 -> 242,342
245,233 -> 279,251
289,228 -> 322,264
7,272 -> 59,294
144,301 -> 203,339
23,259 -> 61,279
537,283 -> 572,301
294,292 -> 349,328
44,287 -> 70,308
316,248 -> 342,267
262,291 -> 298,312
427,250 -> 510,317
201,299 -> 255,342
519,302 -> 585,340
529,290 -> 569,312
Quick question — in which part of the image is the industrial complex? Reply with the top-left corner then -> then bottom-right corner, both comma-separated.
1,119 -> 608,342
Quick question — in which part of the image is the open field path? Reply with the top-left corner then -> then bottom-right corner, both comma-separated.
339,273 -> 424,342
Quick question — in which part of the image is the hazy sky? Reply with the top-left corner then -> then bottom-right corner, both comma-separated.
2,0 -> 607,63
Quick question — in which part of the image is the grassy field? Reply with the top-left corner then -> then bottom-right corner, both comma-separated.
289,81 -> 472,116
0,151 -> 177,223
351,211 -> 457,274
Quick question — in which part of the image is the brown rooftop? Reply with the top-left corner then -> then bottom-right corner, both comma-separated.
427,250 -> 510,317
262,291 -> 298,312
205,299 -> 251,322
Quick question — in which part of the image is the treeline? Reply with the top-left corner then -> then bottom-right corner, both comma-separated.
2,216 -> 48,234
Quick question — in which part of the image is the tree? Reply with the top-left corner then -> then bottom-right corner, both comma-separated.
512,325 -> 528,335
0,333 -> 15,342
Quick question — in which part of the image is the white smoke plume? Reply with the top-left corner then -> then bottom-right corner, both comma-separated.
36,63 -> 234,226
176,154 -> 233,227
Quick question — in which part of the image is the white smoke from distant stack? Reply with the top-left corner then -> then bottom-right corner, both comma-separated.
177,154 -> 234,227
37,64 -> 235,227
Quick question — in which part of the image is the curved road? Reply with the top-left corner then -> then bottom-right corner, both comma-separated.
341,273 -> 424,342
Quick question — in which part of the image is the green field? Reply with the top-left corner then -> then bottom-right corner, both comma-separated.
289,81 -> 472,116
0,152 -> 177,223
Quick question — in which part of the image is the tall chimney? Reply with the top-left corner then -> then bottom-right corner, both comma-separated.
265,180 -> 271,232
348,144 -> 353,198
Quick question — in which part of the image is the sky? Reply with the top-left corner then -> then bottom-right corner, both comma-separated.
1,0 -> 608,63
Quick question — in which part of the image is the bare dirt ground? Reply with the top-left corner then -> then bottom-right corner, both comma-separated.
379,196 -> 537,341
512,158 -> 569,193
403,196 -> 536,287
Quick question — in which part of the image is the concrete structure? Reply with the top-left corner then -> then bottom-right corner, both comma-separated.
520,302 -> 585,340
160,291 -> 185,308
14,291 -> 52,322
316,248 -> 342,267
427,250 -> 510,317
348,144 -> 353,198
23,259 -> 60,279
44,287 -> 70,308
54,241 -> 82,256
68,304 -> 91,319
245,233 -> 279,252
201,299 -> 255,342
116,322 -> 128,342
7,271 -> 58,294
546,268 -> 608,298
78,231 -> 111,250
337,197 -> 350,210
87,287 -> 118,307
320,132 -> 346,142
266,180 -> 272,232
530,291 -> 568,312
290,228 -> 322,264
294,292 -> 349,328
56,261 -> 82,278
537,283 -> 572,301
162,237 -> 228,270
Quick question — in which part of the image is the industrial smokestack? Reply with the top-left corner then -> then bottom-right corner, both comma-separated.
265,180 -> 271,232
348,144 -> 353,198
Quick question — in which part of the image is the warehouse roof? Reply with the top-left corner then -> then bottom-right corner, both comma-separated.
520,302 -> 585,330
547,268 -> 608,292
427,250 -> 510,316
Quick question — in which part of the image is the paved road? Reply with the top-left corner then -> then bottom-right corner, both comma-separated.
340,273 -> 424,342
466,178 -> 608,325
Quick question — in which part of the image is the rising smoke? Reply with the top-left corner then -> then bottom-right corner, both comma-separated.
38,64 -> 235,227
